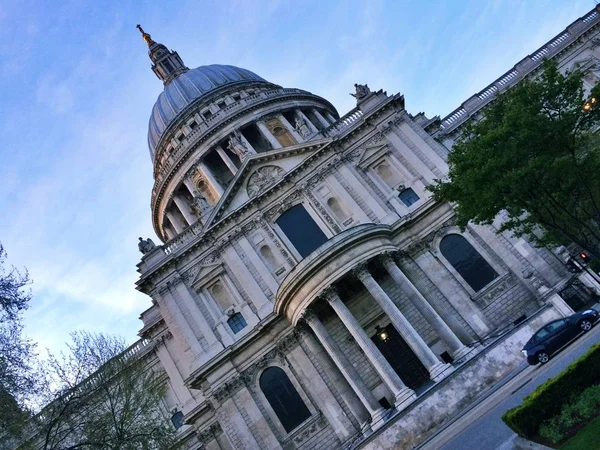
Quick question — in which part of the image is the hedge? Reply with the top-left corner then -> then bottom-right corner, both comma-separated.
502,342 -> 600,438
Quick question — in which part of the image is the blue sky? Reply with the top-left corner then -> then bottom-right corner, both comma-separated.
0,0 -> 593,356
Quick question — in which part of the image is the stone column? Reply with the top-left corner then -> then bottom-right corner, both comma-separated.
297,109 -> 319,134
312,109 -> 330,128
156,287 -> 204,360
302,309 -> 388,430
380,254 -> 471,360
215,146 -> 238,175
277,114 -> 303,143
166,210 -> 185,234
324,111 -> 336,124
255,120 -> 282,149
183,178 -> 196,196
156,338 -> 194,407
164,226 -> 176,241
353,265 -> 452,381
197,162 -> 225,196
323,288 -> 416,410
172,194 -> 196,226
174,281 -> 224,355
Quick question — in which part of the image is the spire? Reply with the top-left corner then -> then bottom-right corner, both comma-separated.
136,25 -> 189,86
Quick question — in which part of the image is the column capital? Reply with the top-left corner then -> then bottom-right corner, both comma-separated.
321,286 -> 340,303
379,250 -> 399,265
352,262 -> 371,282
300,307 -> 318,325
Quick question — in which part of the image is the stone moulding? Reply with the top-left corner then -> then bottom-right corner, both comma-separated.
275,223 -> 397,325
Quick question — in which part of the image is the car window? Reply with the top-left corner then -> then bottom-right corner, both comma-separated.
533,327 -> 550,342
546,319 -> 567,332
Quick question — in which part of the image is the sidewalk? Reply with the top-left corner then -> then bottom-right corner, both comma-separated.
415,361 -> 531,449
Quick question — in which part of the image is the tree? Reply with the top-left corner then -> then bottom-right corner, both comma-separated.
0,243 -> 35,443
21,332 -> 175,450
430,61 -> 600,259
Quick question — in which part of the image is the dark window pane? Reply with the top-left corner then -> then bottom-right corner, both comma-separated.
440,234 -> 498,292
398,188 -> 420,207
276,205 -> 328,258
259,367 -> 311,433
171,411 -> 184,429
227,313 -> 247,334
163,60 -> 174,72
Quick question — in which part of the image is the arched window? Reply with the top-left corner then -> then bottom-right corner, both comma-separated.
210,283 -> 232,313
227,313 -> 247,334
259,367 -> 311,433
375,162 -> 397,188
275,205 -> 328,258
327,197 -> 349,222
260,245 -> 279,271
440,234 -> 498,292
171,411 -> 184,429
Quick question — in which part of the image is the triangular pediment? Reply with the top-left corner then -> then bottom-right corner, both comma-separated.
188,261 -> 222,288
356,142 -> 389,167
205,139 -> 332,227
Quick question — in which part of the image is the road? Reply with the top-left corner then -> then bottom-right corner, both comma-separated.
420,323 -> 600,450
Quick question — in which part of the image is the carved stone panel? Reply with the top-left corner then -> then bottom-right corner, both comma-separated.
247,165 -> 286,198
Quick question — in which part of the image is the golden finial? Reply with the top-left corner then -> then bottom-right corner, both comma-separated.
136,24 -> 155,46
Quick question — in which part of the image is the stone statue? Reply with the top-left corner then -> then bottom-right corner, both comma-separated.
138,237 -> 157,254
350,83 -> 371,100
227,131 -> 250,159
294,117 -> 311,138
191,190 -> 211,216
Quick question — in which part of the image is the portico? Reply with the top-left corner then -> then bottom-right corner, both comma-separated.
276,224 -> 475,424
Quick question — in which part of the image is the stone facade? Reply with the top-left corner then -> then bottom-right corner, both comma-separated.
132,8 -> 600,449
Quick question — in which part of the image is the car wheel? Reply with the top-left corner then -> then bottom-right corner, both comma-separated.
580,319 -> 593,332
537,351 -> 550,364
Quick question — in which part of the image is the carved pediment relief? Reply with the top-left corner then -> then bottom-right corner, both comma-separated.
246,165 -> 286,198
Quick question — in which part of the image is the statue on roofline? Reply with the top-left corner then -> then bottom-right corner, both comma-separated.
294,116 -> 311,138
350,83 -> 371,100
227,130 -> 250,159
190,190 -> 211,216
138,237 -> 157,254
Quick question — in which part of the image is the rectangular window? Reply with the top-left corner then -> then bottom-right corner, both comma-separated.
399,188 -> 420,207
227,313 -> 247,334
276,205 -> 328,258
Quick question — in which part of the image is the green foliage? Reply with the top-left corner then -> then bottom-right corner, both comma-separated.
502,343 -> 600,438
539,385 -> 600,443
559,414 -> 600,450
430,61 -> 600,259
26,332 -> 176,450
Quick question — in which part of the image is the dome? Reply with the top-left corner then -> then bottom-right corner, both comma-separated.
147,64 -> 269,157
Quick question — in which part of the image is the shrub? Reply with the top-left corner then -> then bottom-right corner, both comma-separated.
538,385 -> 600,444
502,343 -> 600,438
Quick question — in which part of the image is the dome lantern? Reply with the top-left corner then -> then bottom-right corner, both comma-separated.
137,25 -> 189,85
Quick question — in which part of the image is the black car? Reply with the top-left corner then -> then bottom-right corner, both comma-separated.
522,309 -> 599,365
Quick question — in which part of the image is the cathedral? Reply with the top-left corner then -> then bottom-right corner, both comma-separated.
132,7 -> 600,449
